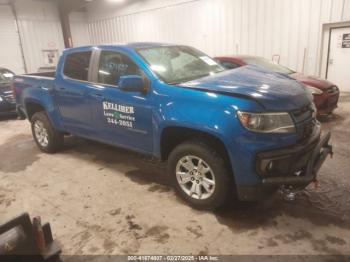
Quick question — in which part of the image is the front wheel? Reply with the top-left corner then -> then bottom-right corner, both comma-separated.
168,140 -> 233,210
31,111 -> 64,153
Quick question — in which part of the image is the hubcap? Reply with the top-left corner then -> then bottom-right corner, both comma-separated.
34,120 -> 49,147
176,156 -> 215,200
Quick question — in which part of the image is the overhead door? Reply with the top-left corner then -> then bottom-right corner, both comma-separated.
0,4 -> 25,74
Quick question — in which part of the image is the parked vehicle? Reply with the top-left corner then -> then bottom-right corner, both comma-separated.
0,67 -> 16,115
13,43 -> 332,210
215,55 -> 340,116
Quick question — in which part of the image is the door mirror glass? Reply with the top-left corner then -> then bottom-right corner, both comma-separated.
118,75 -> 145,92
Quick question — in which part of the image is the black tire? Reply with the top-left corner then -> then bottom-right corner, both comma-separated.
168,140 -> 234,210
31,111 -> 64,153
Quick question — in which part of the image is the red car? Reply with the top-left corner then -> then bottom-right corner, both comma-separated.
215,55 -> 339,116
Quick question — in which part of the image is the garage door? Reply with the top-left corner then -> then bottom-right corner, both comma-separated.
0,4 -> 25,74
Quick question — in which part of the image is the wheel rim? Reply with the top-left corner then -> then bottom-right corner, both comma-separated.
176,155 -> 216,200
34,120 -> 49,147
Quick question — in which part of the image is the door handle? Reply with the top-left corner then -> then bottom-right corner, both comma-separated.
59,87 -> 67,91
40,86 -> 54,94
92,93 -> 104,100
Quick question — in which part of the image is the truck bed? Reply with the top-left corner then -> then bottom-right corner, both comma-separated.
23,71 -> 56,78
12,72 -> 56,114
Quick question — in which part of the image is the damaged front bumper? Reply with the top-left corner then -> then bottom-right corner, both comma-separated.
237,126 -> 333,201
260,131 -> 332,187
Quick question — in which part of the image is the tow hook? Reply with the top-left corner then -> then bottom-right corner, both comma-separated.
279,186 -> 302,202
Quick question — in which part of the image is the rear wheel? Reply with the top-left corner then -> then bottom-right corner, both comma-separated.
168,140 -> 233,210
31,111 -> 63,153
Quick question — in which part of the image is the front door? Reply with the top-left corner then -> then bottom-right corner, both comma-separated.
89,50 -> 153,154
327,27 -> 350,92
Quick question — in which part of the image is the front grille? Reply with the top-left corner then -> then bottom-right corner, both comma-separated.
299,121 -> 316,141
291,104 -> 316,143
291,104 -> 314,123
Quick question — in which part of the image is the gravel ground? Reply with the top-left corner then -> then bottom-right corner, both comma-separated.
0,95 -> 350,256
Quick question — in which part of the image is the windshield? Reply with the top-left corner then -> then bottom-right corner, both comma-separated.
242,57 -> 295,75
0,69 -> 15,84
137,46 -> 225,84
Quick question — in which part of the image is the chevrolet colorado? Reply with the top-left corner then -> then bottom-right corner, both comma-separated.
12,43 -> 332,210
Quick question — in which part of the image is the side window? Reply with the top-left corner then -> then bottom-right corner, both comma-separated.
63,51 -> 92,81
220,61 -> 241,70
98,51 -> 141,86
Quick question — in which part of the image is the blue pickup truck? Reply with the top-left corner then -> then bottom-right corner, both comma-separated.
13,43 -> 332,210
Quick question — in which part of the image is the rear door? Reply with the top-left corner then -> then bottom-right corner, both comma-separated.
88,49 -> 153,154
54,50 -> 97,136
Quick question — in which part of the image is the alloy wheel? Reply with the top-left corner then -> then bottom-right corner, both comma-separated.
175,155 -> 216,200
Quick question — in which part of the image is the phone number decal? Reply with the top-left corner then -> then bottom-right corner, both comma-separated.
103,101 -> 136,129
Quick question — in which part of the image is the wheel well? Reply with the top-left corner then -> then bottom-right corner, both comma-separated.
25,102 -> 45,120
160,127 -> 231,164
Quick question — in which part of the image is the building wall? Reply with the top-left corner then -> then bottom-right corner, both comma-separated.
1,0 -> 91,73
14,0 -> 65,73
70,11 -> 91,47
0,3 -> 25,73
86,0 -> 350,76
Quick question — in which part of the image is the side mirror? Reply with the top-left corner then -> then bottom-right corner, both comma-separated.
118,75 -> 146,93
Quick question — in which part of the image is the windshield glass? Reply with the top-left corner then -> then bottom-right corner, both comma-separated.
0,69 -> 15,84
242,57 -> 295,75
137,46 -> 225,84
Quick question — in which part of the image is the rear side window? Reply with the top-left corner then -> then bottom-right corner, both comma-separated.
98,51 -> 141,86
63,51 -> 92,81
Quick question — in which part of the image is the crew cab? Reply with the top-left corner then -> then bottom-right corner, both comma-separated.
13,43 -> 333,210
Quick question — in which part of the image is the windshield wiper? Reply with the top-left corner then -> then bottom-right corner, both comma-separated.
167,73 -> 212,85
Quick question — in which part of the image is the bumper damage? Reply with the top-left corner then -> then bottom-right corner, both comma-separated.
260,131 -> 332,187
237,130 -> 333,201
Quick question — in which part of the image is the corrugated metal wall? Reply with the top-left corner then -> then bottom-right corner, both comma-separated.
87,0 -> 350,76
15,0 -> 64,73
70,12 -> 91,47
0,4 -> 25,73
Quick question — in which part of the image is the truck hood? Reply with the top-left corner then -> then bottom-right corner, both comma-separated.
181,65 -> 313,111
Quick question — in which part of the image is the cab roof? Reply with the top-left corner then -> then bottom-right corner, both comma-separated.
64,42 -> 176,53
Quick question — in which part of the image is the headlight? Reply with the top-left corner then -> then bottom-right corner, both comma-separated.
237,111 -> 295,133
306,85 -> 323,95
0,96 -> 3,102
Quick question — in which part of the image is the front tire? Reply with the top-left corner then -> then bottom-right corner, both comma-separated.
168,140 -> 233,210
31,111 -> 63,153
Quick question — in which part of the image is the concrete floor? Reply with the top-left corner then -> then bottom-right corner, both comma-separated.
1,95 -> 350,256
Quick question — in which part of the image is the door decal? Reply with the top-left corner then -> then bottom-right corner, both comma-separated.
103,101 -> 135,128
